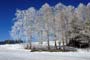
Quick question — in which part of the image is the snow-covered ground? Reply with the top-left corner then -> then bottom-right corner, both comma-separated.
0,44 -> 90,60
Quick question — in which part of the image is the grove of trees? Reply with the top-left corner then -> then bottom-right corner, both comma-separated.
10,3 -> 90,50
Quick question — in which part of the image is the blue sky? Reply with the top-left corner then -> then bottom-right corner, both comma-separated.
0,0 -> 89,41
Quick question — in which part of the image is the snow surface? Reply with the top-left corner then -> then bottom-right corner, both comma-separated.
0,44 -> 24,50
0,44 -> 90,60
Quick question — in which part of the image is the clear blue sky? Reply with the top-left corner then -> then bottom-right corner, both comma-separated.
0,0 -> 89,41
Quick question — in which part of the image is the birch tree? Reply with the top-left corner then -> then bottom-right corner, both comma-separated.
40,3 -> 52,50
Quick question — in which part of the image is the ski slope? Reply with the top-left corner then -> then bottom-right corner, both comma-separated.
0,44 -> 90,60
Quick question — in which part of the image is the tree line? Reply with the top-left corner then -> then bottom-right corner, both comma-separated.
0,40 -> 23,45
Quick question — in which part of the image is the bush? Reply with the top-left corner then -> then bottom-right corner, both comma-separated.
67,34 -> 90,48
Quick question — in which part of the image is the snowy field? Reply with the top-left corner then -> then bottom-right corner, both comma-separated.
0,44 -> 90,60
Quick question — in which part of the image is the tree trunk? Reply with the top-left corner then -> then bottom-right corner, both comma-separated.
65,33 -> 68,45
62,31 -> 65,51
46,30 -> 50,50
58,41 -> 61,49
54,35 -> 57,49
40,30 -> 43,48
29,31 -> 32,49
29,35 -> 32,49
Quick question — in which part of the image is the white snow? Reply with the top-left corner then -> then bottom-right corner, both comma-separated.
0,44 -> 23,49
0,44 -> 90,60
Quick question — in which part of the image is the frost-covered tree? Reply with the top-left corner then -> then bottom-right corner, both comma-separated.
11,7 -> 36,49
40,3 -> 53,50
10,10 -> 25,41
24,7 -> 36,49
